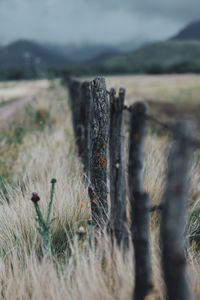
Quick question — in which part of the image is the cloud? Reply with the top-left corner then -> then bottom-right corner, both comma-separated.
0,0 -> 198,44
88,0 -> 200,22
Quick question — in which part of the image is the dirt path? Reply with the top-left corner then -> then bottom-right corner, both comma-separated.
0,96 -> 34,124
0,79 -> 51,128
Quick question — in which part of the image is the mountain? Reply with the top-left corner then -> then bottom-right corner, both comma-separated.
171,20 -> 200,40
95,41 -> 200,73
0,39 -> 135,74
45,43 -> 121,64
2,19 -> 200,76
92,20 -> 200,74
0,40 -> 69,71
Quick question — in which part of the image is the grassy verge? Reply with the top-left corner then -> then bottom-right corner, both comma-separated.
0,78 -> 199,299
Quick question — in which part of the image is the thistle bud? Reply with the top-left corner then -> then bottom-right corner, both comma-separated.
31,192 -> 40,203
51,178 -> 57,184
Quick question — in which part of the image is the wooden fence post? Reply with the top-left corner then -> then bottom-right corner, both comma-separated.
68,79 -> 83,155
80,81 -> 92,176
68,79 -> 93,176
88,77 -> 110,229
109,88 -> 129,249
160,121 -> 194,300
68,78 -> 80,137
128,102 -> 153,300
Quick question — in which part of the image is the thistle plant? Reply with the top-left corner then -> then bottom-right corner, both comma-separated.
31,178 -> 57,255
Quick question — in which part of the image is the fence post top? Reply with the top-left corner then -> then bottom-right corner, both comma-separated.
119,88 -> 126,98
131,101 -> 148,115
92,77 -> 106,87
173,120 -> 195,140
110,88 -> 116,97
82,81 -> 92,88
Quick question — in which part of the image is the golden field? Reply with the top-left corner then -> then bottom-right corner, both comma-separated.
0,75 -> 199,299
0,80 -> 50,105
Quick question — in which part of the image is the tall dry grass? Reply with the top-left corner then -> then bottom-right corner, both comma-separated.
0,79 -> 199,299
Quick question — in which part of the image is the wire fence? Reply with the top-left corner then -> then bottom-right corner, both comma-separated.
124,104 -> 200,149
63,75 -> 197,300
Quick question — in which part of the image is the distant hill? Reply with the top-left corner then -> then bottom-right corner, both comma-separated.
1,19 -> 200,77
0,40 -> 127,77
0,40 -> 69,71
94,41 -> 200,74
90,20 -> 200,74
45,43 -> 121,64
171,20 -> 200,40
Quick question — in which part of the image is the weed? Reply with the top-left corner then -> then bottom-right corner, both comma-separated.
31,179 -> 57,255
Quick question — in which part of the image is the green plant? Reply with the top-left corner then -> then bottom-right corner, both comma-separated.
34,108 -> 50,130
31,178 -> 57,255
189,208 -> 200,250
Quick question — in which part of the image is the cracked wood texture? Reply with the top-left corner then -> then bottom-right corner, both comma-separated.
128,102 -> 153,300
160,121 -> 193,300
88,77 -> 109,228
109,88 -> 129,249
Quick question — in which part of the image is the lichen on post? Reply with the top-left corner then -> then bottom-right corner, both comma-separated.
88,77 -> 110,229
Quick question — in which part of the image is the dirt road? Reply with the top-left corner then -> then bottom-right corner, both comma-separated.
0,96 -> 34,128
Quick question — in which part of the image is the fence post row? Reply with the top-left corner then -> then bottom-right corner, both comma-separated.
88,77 -> 110,228
160,121 -> 194,300
67,76 -> 194,299
109,88 -> 129,249
128,102 -> 153,300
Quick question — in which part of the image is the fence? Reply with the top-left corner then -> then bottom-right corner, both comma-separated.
64,76 -> 198,300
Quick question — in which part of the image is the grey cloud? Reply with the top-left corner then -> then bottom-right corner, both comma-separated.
87,0 -> 200,22
0,0 -> 198,44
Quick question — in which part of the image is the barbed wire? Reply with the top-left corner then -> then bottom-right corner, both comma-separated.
124,104 -> 200,150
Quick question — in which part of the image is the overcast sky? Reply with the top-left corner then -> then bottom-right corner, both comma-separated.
0,0 -> 199,45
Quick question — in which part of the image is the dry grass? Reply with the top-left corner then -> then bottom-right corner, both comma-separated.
105,75 -> 200,127
0,77 -> 200,299
0,80 -> 50,105
105,74 -> 200,105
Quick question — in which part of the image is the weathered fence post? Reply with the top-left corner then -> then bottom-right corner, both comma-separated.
109,88 -> 129,248
80,81 -> 92,176
128,102 -> 153,300
68,78 -> 81,137
68,79 -> 83,156
68,79 -> 93,176
88,77 -> 110,228
160,121 -> 194,300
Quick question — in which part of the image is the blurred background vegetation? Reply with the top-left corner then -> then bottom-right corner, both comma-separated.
1,20 -> 200,80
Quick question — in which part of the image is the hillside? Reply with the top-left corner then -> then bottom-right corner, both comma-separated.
46,43 -> 120,64
91,41 -> 200,74
172,20 -> 200,40
0,39 -> 145,76
0,40 -> 69,71
84,20 -> 200,74
1,19 -> 200,76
